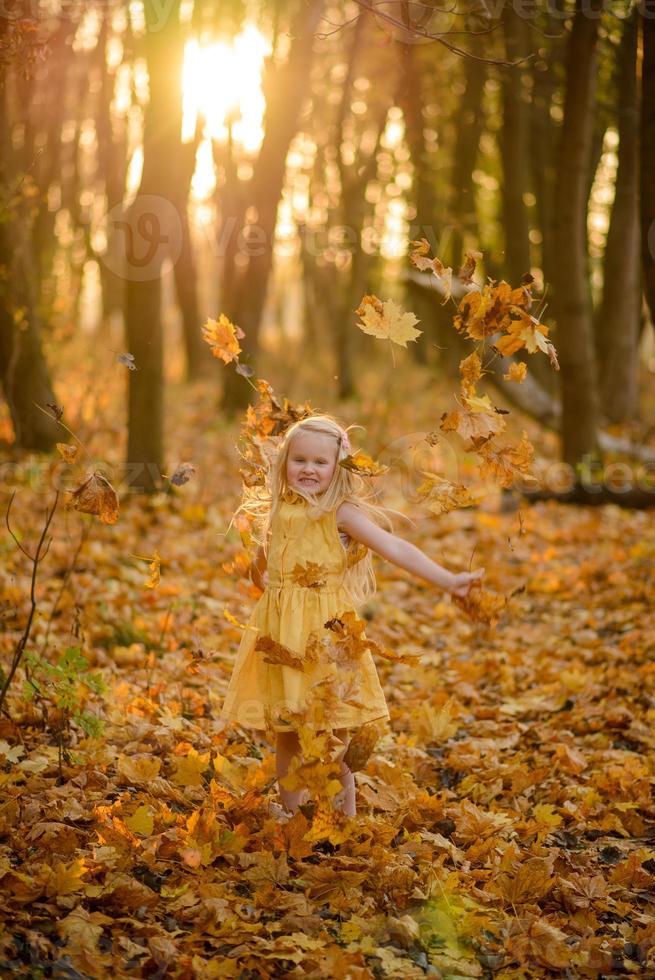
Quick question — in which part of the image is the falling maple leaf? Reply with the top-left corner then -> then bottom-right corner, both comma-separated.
409,238 -> 453,304
65,470 -> 119,524
503,360 -> 528,383
415,474 -> 480,514
440,400 -> 507,448
112,350 -> 137,370
459,350 -> 483,396
201,314 -> 245,364
476,431 -> 538,488
255,634 -> 305,670
339,450 -> 389,477
56,442 -> 79,463
457,250 -> 483,285
168,462 -> 196,486
355,294 -> 422,348
342,721 -> 383,772
450,580 -> 509,627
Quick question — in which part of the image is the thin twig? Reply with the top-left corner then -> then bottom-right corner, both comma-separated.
355,0 -> 533,66
39,520 -> 91,656
5,492 -> 33,561
33,402 -> 95,464
0,491 -> 60,714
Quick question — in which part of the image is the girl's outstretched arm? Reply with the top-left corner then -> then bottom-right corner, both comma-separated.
337,502 -> 484,597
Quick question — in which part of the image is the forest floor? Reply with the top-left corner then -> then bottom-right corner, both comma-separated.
0,337 -> 654,978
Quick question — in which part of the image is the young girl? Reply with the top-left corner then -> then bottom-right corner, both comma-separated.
219,414 -> 484,818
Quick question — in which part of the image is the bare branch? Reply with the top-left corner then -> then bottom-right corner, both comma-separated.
0,491 -> 60,714
5,492 -> 34,561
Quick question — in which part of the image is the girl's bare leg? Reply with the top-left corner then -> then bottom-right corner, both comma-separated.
276,730 -> 309,813
332,727 -> 356,817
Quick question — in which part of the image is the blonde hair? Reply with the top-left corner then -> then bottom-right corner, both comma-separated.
230,412 -> 409,607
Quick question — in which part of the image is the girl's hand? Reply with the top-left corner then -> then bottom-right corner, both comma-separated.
448,569 -> 485,598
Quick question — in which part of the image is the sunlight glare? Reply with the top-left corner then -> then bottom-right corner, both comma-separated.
182,26 -> 270,153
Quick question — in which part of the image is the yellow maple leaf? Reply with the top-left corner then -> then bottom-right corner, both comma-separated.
339,450 -> 389,477
459,351 -> 483,396
409,240 -> 453,304
410,698 -> 461,743
170,748 -> 211,787
201,314 -> 243,364
476,431 -> 536,488
416,474 -> 479,514
57,442 -> 79,463
451,581 -> 509,628
503,361 -> 527,383
493,312 -> 552,358
124,804 -> 154,836
440,405 -> 506,446
46,858 -> 89,897
532,803 -> 562,831
355,295 -> 422,347
461,392 -> 497,414
116,754 -> 162,785
302,803 -> 356,845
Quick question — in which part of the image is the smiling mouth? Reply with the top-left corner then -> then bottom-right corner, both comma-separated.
299,478 -> 318,484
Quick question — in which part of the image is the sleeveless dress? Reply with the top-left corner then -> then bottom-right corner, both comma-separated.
218,488 -> 391,733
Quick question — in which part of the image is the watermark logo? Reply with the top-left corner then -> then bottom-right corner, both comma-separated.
102,195 -> 183,283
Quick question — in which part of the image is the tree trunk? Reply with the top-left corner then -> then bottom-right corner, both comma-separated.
220,0 -> 325,415
448,44 -> 485,269
398,42 -> 436,367
171,116 -> 209,382
551,0 -> 604,468
0,234 -> 59,452
96,10 -> 130,332
596,10 -> 640,424
124,0 -> 185,494
500,10 -> 531,285
642,8 -> 655,325
0,17 -> 57,452
530,51 -> 559,291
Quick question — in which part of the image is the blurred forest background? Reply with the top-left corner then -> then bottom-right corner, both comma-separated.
0,0 -> 654,494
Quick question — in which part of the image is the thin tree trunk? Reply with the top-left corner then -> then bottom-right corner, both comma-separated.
530,53 -> 559,291
596,10 -> 640,423
220,0 -> 325,415
448,43 -> 485,269
398,42 -> 434,366
171,115 -> 209,381
124,0 -> 184,493
96,11 -> 130,332
500,10 -> 531,284
642,9 -> 655,325
551,0 -> 604,467
0,242 -> 59,451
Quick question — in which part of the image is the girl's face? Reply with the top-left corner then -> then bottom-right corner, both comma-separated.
286,431 -> 338,496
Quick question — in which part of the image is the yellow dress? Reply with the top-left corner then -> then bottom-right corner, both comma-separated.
219,488 -> 391,733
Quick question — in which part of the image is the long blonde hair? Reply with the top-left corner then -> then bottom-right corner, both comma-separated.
230,413 -> 410,607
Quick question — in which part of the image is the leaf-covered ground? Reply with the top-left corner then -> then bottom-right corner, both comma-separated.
1,347 -> 655,978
